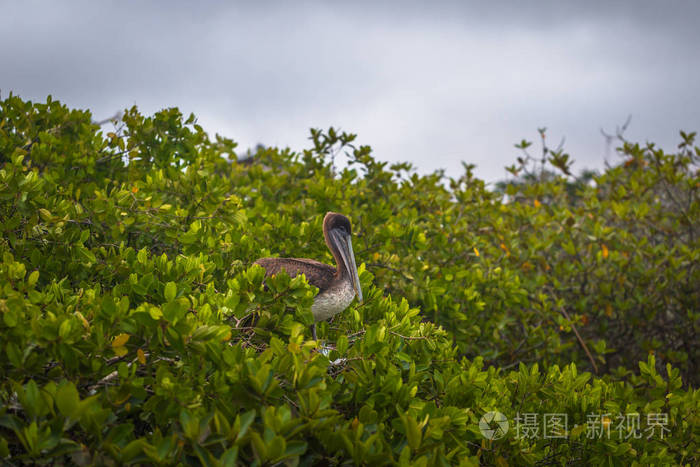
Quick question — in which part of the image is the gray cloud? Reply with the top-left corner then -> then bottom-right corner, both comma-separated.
2,1 -> 698,182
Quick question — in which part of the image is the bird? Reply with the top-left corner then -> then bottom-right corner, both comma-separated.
254,212 -> 363,340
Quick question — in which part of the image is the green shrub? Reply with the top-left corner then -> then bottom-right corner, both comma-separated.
0,95 -> 698,465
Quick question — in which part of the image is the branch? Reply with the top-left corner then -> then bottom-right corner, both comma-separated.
93,111 -> 124,126
556,303 -> 599,375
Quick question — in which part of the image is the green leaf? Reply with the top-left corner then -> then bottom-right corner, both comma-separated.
56,381 -> 80,419
402,414 -> 422,450
236,410 -> 256,441
283,440 -> 307,458
137,248 -> 148,264
220,446 -> 239,466
180,409 -> 200,440
27,270 -> 39,287
164,282 -> 177,302
76,246 -> 96,264
0,437 -> 9,458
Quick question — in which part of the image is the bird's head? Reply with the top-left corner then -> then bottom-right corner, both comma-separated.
324,212 -> 363,303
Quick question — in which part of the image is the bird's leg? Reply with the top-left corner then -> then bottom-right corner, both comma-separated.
311,323 -> 317,341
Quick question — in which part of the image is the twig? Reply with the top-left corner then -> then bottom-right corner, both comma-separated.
556,304 -> 599,375
367,262 -> 414,282
388,330 -> 428,340
93,111 -> 124,126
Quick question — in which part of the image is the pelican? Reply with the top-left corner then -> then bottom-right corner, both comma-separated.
254,212 -> 363,340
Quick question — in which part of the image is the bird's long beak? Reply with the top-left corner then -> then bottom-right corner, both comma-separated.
332,230 -> 363,303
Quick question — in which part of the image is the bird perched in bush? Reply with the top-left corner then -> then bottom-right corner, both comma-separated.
254,212 -> 363,339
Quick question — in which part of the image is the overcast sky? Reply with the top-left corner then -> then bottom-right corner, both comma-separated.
2,1 -> 698,182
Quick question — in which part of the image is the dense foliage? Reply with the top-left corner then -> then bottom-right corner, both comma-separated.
0,95 -> 698,465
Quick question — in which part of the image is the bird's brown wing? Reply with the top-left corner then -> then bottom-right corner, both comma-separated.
254,257 -> 335,292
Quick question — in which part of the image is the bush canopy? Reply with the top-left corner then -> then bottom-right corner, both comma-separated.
0,95 -> 698,465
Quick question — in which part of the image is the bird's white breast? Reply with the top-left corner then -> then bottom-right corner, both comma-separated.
311,279 -> 356,321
